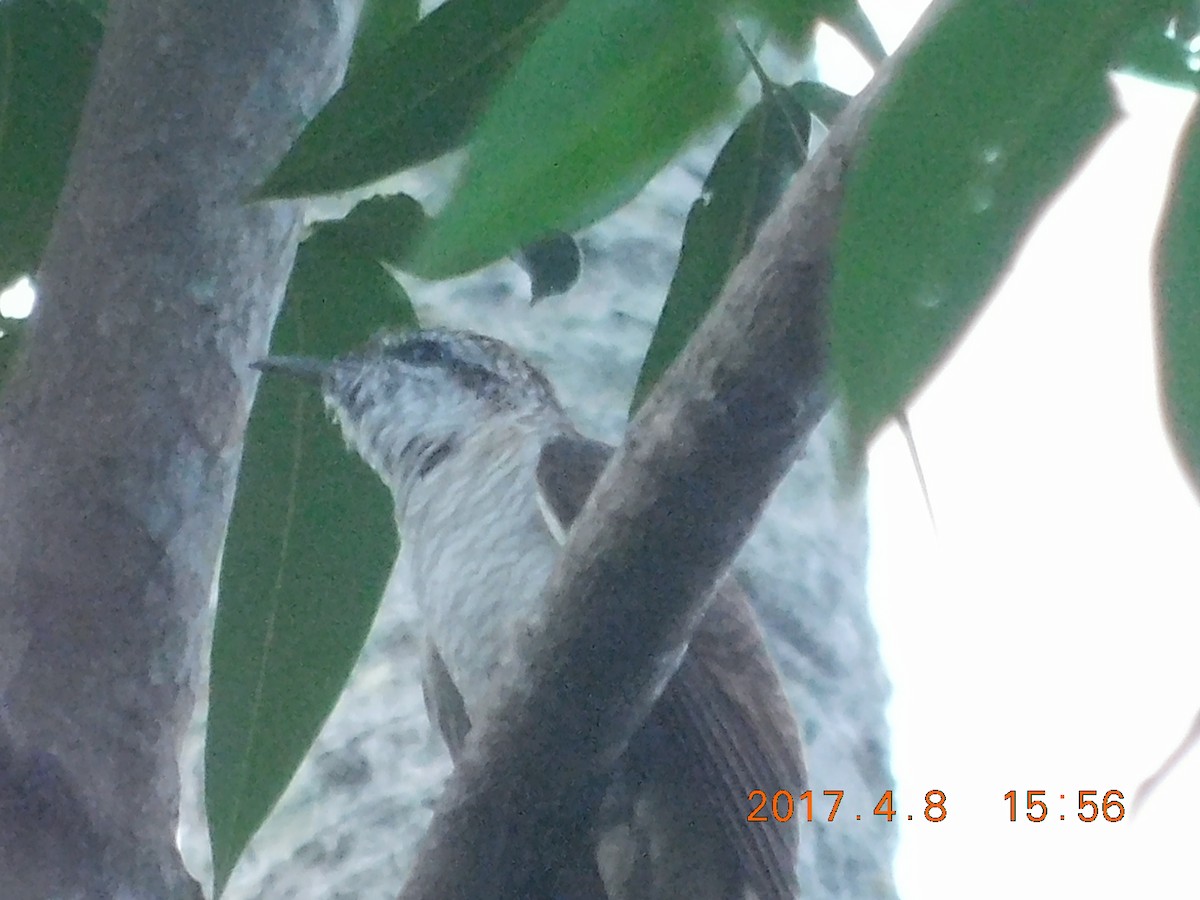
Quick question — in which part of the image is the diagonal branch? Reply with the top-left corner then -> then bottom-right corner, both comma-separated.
397,2 -> 958,897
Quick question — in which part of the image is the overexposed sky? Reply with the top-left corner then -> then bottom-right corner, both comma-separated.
824,3 -> 1200,897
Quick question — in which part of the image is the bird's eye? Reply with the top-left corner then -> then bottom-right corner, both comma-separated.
397,338 -> 448,366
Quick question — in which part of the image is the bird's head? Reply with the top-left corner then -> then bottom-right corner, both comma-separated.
255,328 -> 564,486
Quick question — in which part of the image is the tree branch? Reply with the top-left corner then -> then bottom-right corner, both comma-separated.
0,1 -> 361,895
398,2 -> 957,897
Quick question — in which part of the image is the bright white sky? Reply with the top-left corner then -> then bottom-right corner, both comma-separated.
4,6 -> 1197,898
825,3 -> 1200,898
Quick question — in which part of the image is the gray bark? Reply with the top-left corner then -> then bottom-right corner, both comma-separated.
0,1 -> 360,896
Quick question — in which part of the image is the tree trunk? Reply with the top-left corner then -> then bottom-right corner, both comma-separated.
0,1 -> 360,895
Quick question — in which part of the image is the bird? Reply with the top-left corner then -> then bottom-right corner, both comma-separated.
255,327 -> 805,899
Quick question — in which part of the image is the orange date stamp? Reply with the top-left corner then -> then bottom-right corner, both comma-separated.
746,788 -> 1126,824
746,789 -> 948,823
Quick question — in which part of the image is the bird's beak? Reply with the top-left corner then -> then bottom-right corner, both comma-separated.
251,356 -> 331,384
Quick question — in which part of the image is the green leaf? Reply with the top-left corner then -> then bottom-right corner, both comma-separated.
1155,103 -> 1200,501
206,234 -> 416,895
413,0 -> 741,278
262,0 -> 565,198
514,231 -> 582,302
632,78 -> 810,411
310,193 -> 429,268
349,0 -> 420,73
0,1 -> 101,285
1118,6 -> 1200,88
831,0 -> 1163,457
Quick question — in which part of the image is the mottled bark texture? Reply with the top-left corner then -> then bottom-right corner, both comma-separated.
397,3 -> 958,898
0,1 -> 360,896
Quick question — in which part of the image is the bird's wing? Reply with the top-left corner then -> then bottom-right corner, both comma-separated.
537,433 -> 804,900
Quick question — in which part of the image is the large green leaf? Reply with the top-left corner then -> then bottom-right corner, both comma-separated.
1155,104 -> 1200,501
1119,4 -> 1200,88
831,0 -> 1169,456
413,0 -> 741,278
348,0 -> 420,73
262,0 -> 564,198
310,192 -> 429,267
632,78 -> 811,411
0,0 -> 101,285
206,234 -> 416,895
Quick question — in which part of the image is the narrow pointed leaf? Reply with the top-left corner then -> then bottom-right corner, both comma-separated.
633,80 -> 810,411
831,0 -> 1166,457
262,0 -> 564,198
413,0 -> 741,278
206,235 -> 415,895
1155,104 -> 1200,501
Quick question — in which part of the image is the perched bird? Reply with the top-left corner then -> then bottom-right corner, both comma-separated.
256,327 -> 805,899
